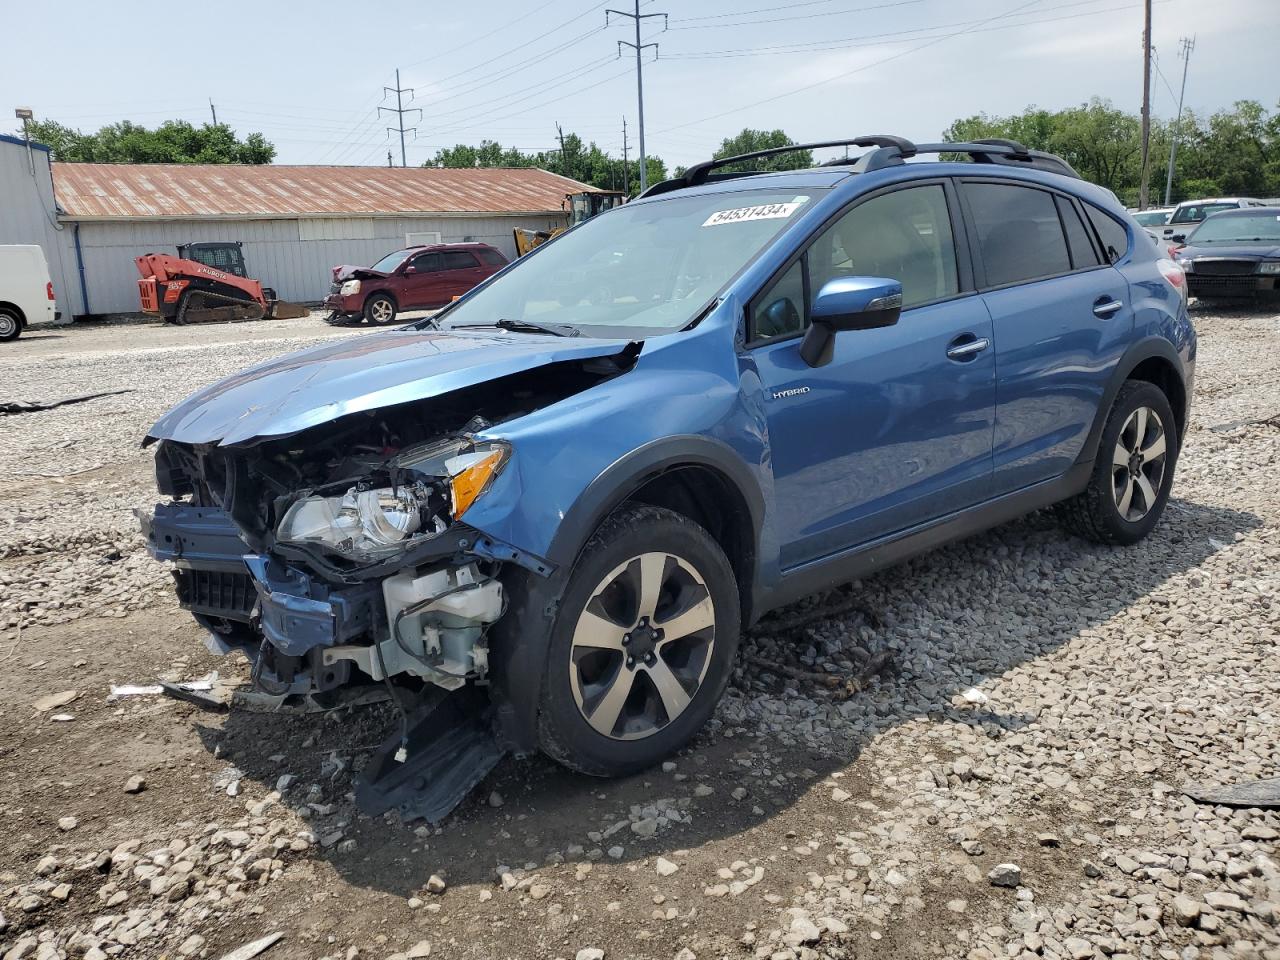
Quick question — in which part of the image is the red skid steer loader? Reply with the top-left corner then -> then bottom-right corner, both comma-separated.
135,241 -> 309,324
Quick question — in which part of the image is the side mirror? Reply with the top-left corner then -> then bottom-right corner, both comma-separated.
404,265 -> 418,275
1169,233 -> 1186,244
799,277 -> 902,367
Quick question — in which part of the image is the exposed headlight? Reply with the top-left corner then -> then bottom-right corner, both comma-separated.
340,279 -> 361,295
275,439 -> 510,561
1259,262 -> 1280,275
1177,258 -> 1194,273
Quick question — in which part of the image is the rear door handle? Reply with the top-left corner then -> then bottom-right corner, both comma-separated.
1093,297 -> 1124,318
946,335 -> 990,361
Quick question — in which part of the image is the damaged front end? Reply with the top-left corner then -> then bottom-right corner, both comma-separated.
138,333 -> 640,819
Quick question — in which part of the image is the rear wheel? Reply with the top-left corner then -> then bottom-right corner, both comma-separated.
538,504 -> 740,777
363,294 -> 397,325
1057,380 -> 1178,545
0,308 -> 20,342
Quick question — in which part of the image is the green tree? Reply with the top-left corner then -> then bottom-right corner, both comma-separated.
942,98 -> 1280,206
428,132 -> 666,197
21,119 -> 274,164
713,128 -> 812,172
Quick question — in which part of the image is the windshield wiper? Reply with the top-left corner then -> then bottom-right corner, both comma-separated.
478,318 -> 581,337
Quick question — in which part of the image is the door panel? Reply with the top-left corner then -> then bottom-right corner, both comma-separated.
960,181 -> 1134,494
755,297 -> 996,568
402,252 -> 442,308
983,270 -> 1133,493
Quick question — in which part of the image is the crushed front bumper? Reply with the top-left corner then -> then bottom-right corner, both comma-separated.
140,503 -> 381,690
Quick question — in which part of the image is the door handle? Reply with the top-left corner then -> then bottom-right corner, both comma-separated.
1093,297 -> 1124,318
946,336 -> 990,361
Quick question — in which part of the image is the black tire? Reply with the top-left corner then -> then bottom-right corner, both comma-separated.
363,293 -> 397,326
0,308 -> 20,342
537,504 -> 741,777
1056,380 -> 1179,545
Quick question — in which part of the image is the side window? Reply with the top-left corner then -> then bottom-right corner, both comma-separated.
751,258 -> 806,341
442,251 -> 479,270
410,252 -> 442,273
965,182 -> 1072,286
1083,204 -> 1129,264
810,184 -> 959,309
1056,196 -> 1102,269
477,248 -> 507,267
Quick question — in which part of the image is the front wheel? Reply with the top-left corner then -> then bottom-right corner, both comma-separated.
0,309 -> 20,342
363,294 -> 397,326
537,504 -> 740,777
1057,380 -> 1178,545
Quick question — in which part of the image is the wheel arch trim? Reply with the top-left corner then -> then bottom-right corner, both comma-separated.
1076,335 -> 1188,466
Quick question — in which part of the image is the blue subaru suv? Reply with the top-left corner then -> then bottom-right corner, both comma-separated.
141,136 -> 1194,818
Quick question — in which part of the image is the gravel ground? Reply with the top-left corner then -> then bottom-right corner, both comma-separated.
0,305 -> 1277,960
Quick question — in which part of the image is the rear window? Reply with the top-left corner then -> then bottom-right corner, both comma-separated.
1083,205 -> 1129,263
965,182 -> 1071,287
477,248 -> 507,267
1171,202 -> 1236,224
442,251 -> 478,270
1056,197 -> 1102,269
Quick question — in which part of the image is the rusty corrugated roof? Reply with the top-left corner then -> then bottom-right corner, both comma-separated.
52,163 -> 600,220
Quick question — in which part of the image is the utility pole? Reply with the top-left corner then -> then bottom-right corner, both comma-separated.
557,122 -> 569,180
209,99 -> 218,125
621,117 -> 630,197
1137,0 -> 1153,209
607,1 -> 667,193
388,150 -> 394,168
1163,36 -> 1195,206
380,69 -> 422,167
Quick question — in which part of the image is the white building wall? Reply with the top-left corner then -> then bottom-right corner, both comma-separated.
0,137 -> 80,320
73,211 -> 565,314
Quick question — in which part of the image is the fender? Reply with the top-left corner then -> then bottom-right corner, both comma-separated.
487,434 -> 767,755
1075,335 -> 1189,466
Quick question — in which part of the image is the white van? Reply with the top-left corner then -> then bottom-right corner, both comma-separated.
0,244 -> 59,342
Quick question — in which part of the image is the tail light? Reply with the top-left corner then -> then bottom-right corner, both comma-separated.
46,281 -> 55,301
1156,258 -> 1187,301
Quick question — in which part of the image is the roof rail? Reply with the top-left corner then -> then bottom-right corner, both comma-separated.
640,136 -> 918,198
639,135 -> 1080,198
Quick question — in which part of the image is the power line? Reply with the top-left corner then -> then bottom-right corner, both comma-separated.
607,1 -> 667,193
663,0 -> 1128,58
670,0 -> 920,23
381,69 -> 422,167
1164,35 -> 1195,206
656,0 -> 1052,135
668,0 -> 924,29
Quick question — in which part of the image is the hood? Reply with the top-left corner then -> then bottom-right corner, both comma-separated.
331,264 -> 388,282
1180,242 -> 1280,260
147,328 -> 637,447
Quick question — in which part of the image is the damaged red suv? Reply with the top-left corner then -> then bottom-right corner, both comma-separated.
324,242 -> 509,326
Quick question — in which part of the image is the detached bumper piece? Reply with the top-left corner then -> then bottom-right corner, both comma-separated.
356,687 -> 506,824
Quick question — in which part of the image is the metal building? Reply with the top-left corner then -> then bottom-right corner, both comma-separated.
0,136 -> 590,317
53,163 -> 588,315
0,135 -> 79,322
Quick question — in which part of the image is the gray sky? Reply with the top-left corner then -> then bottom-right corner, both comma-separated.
4,0 -> 1276,171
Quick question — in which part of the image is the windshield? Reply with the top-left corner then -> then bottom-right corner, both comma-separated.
1188,212 -> 1280,243
370,249 -> 414,273
1133,209 -> 1170,226
1171,202 -> 1236,224
437,189 -> 821,336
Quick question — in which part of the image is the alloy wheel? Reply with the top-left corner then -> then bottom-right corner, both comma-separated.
0,315 -> 15,338
370,299 -> 393,323
1112,405 -> 1168,522
568,551 -> 716,741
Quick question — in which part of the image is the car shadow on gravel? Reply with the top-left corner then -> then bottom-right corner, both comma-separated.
203,494 -> 1259,895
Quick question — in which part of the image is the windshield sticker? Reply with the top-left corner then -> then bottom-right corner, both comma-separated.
703,197 -> 808,227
